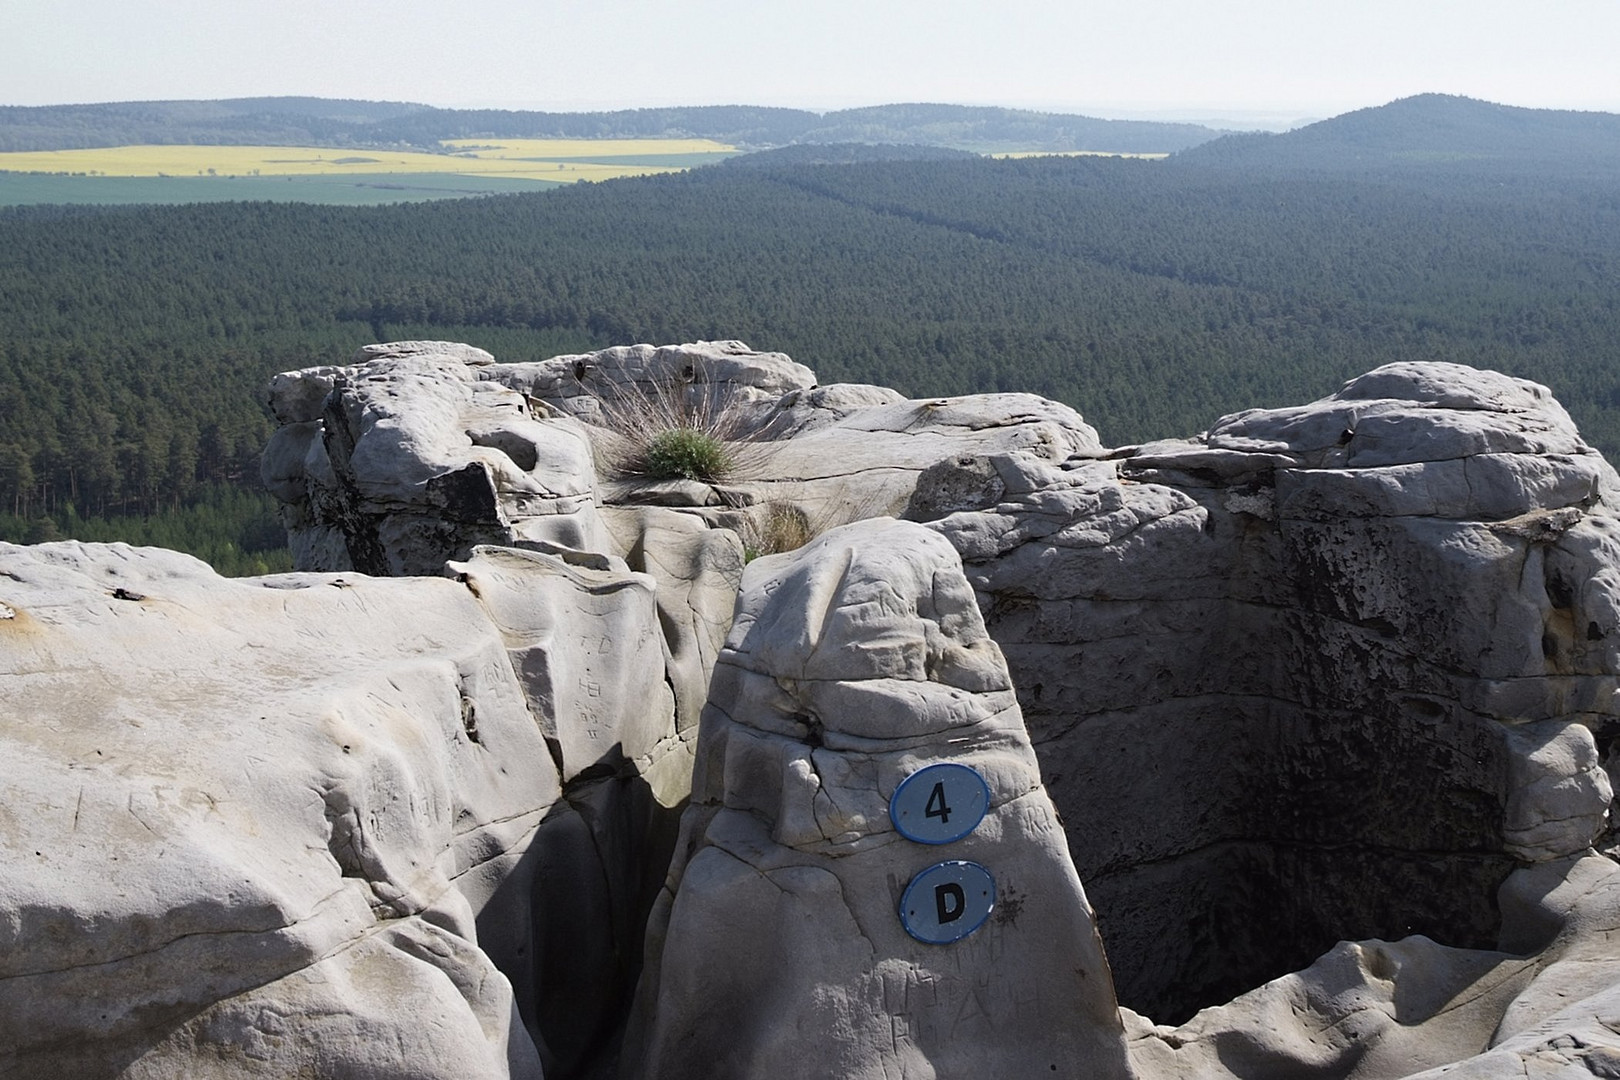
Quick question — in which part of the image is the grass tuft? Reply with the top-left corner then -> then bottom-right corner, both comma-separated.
741,500 -> 828,563
590,362 -> 761,484
642,427 -> 735,482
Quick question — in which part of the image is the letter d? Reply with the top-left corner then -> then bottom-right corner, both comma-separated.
935,882 -> 965,924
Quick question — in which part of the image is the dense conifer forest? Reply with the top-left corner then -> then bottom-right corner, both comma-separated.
2,95 -> 1616,571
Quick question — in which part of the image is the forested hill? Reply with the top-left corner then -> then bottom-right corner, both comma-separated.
0,97 -> 429,152
758,104 -> 1219,153
723,143 -> 980,168
0,97 -> 1223,154
1178,94 -> 1620,175
2,114 -> 1617,571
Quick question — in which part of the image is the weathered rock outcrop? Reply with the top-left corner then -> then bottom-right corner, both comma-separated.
262,339 -> 1099,575
924,361 -> 1620,1073
709,388 -> 1100,529
0,542 -> 548,1078
622,518 -> 1131,1079
14,339 -> 1620,1079
445,544 -> 697,1077
262,340 -> 610,576
0,539 -> 690,1079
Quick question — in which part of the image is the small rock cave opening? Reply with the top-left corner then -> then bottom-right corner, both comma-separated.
1590,717 -> 1620,855
1027,690 -> 1520,1027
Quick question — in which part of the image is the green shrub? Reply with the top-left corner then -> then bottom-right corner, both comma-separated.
642,426 -> 736,482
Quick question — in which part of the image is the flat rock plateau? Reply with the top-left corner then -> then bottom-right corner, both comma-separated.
8,339 -> 1620,1079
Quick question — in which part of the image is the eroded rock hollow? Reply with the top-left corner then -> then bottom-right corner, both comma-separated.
6,339 -> 1620,1079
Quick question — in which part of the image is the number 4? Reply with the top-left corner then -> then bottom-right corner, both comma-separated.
925,781 -> 952,825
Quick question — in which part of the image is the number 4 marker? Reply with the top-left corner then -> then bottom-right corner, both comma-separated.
890,763 -> 988,845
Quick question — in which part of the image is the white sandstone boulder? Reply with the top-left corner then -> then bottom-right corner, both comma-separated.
0,541 -> 549,1078
622,518 -> 1131,1079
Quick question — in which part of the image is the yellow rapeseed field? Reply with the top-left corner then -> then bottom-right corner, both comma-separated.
0,139 -> 739,182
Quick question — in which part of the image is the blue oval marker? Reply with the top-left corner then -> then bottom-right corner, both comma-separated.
899,860 -> 996,944
889,762 -> 990,845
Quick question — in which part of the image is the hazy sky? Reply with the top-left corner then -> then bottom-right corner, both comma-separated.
5,0 -> 1618,122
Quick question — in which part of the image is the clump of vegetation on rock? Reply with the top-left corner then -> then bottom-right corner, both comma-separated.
641,426 -> 735,482
593,366 -> 758,485
742,500 -> 814,562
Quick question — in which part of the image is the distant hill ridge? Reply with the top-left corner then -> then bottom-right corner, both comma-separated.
0,96 -> 1224,154
722,143 -> 980,168
1176,93 -> 1620,173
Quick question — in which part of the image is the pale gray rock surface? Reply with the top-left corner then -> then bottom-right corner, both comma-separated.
445,543 -> 699,1077
0,538 -> 695,1080
449,545 -> 676,786
923,361 -> 1620,1076
0,541 -> 548,1079
722,392 -> 1101,528
486,340 -> 817,424
1123,853 -> 1620,1079
263,341 -> 1103,577
622,518 -> 1131,1080
29,341 -> 1620,1078
263,341 -> 610,576
599,506 -> 746,747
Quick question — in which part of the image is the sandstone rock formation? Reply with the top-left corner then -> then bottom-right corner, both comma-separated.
12,339 -> 1620,1079
924,361 -> 1620,1074
262,339 -> 1098,576
0,542 -> 547,1078
622,518 -> 1131,1079
0,539 -> 690,1078
262,340 -> 610,576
